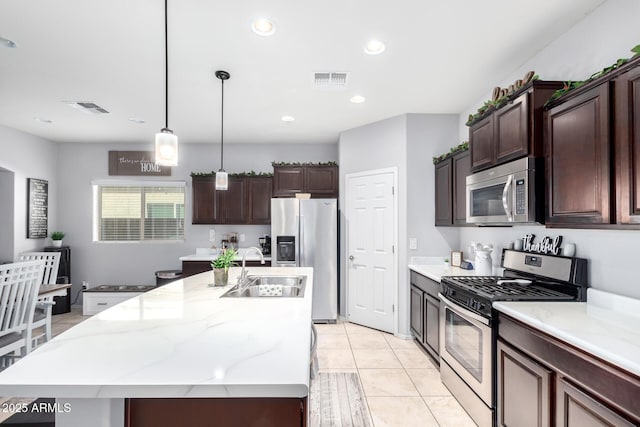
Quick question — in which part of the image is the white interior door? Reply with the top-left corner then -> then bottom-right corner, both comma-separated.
346,169 -> 396,333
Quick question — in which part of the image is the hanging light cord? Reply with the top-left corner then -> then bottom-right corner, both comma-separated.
220,77 -> 225,170
164,0 -> 169,130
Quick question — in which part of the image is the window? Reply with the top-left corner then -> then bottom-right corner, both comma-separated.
92,181 -> 185,242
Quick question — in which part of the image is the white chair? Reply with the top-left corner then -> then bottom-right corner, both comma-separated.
0,260 -> 44,365
18,252 -> 61,349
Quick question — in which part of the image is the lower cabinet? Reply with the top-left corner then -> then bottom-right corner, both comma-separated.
498,313 -> 640,426
182,260 -> 272,278
126,397 -> 307,427
409,271 -> 440,362
497,340 -> 552,427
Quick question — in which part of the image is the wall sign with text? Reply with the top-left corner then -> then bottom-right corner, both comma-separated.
108,151 -> 171,176
27,178 -> 48,239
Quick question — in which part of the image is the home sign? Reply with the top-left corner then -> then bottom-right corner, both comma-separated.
108,151 -> 171,176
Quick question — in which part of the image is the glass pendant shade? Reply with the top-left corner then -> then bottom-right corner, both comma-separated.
215,170 -> 228,190
155,129 -> 178,166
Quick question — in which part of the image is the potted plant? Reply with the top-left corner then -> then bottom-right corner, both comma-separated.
210,248 -> 237,286
50,231 -> 65,247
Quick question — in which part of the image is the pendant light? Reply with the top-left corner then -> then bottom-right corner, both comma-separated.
155,0 -> 178,166
215,70 -> 230,190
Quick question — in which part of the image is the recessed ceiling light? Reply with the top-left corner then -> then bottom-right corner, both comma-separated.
364,39 -> 385,55
128,118 -> 145,124
0,36 -> 17,49
350,95 -> 366,104
33,117 -> 52,124
252,18 -> 275,36
281,115 -> 295,122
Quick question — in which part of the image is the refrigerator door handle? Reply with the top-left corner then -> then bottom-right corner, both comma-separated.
299,215 -> 304,267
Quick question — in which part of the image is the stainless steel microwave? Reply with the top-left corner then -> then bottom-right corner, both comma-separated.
466,157 -> 542,225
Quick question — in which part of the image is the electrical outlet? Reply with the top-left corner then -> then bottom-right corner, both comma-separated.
82,281 -> 89,290
409,238 -> 418,250
239,234 -> 245,242
209,229 -> 216,242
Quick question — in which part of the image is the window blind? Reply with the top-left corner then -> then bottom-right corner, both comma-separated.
92,182 -> 185,242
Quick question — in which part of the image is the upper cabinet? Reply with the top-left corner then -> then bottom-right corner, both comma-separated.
615,62 -> 640,225
272,164 -> 338,198
544,55 -> 640,228
191,175 -> 271,225
434,149 -> 470,226
468,81 -> 563,172
544,83 -> 612,225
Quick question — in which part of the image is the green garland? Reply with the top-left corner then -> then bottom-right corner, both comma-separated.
432,141 -> 469,164
190,170 -> 274,177
271,161 -> 338,167
466,75 -> 539,126
546,44 -> 640,106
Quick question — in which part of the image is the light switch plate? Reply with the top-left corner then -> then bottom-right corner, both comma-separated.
239,234 -> 246,242
409,238 -> 418,250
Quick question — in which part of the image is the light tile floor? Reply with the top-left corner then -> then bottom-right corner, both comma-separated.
316,321 -> 477,427
5,311 -> 477,426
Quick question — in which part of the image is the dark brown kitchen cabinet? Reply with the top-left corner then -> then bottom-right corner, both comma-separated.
497,340 -> 552,427
615,62 -> 640,225
434,159 -> 452,225
409,271 -> 440,363
499,313 -> 640,426
247,177 -> 272,224
272,165 -> 338,198
544,82 -> 612,225
434,150 -> 469,226
191,176 -> 272,225
469,81 -> 563,172
182,259 -> 272,278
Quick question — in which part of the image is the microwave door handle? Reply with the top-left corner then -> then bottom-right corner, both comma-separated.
502,174 -> 514,222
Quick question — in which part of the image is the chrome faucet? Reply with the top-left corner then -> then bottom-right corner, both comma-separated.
239,246 -> 265,283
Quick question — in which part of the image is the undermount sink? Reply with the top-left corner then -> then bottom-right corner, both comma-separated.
221,275 -> 307,298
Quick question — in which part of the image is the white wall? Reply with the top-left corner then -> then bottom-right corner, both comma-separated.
57,141 -> 337,300
0,169 -> 15,263
339,114 -> 459,336
0,125 -> 59,258
457,0 -> 640,298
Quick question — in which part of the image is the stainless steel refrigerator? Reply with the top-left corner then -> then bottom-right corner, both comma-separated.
271,198 -> 338,322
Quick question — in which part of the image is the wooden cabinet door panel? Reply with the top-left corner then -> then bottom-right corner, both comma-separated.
497,340 -> 552,427
470,116 -> 494,171
453,151 -> 471,224
192,177 -> 217,224
410,285 -> 424,342
434,159 -> 453,225
495,93 -> 529,163
616,65 -> 640,224
424,293 -> 440,359
546,84 -> 612,224
248,177 -> 272,224
221,178 -> 247,224
305,166 -> 338,197
273,167 -> 304,197
556,378 -> 635,427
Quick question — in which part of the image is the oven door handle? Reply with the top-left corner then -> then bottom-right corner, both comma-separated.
439,293 -> 490,326
502,174 -> 514,222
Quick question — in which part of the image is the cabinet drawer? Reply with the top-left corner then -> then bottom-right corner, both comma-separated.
83,292 -> 143,315
409,271 -> 440,297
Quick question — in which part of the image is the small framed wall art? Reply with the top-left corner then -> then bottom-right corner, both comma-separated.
450,251 -> 463,267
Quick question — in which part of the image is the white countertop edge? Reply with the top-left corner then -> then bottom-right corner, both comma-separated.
493,301 -> 640,378
408,264 -> 479,283
180,254 -> 272,262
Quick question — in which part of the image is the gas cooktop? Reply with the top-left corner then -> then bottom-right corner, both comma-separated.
84,285 -> 156,292
442,276 -> 577,301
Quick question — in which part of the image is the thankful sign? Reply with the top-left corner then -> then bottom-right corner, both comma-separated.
108,151 -> 171,176
522,234 -> 562,255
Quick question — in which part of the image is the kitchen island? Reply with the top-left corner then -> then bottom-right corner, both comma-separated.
0,267 -> 313,427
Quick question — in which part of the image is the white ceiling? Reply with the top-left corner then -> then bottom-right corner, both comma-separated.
0,0 -> 606,145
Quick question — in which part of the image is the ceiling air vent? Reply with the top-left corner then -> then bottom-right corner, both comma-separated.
313,71 -> 349,90
63,101 -> 110,114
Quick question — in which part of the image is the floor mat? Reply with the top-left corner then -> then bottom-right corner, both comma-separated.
309,372 -> 372,427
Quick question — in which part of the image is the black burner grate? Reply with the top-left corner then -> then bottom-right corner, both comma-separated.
442,276 -> 575,301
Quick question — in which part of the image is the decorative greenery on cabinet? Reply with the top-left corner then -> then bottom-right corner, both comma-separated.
432,141 -> 469,165
190,171 -> 273,177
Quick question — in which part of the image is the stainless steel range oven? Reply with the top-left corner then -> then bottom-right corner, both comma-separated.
439,249 -> 588,427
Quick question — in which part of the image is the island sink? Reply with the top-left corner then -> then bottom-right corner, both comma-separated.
222,275 -> 307,298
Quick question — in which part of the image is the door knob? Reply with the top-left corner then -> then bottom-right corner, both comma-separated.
349,255 -> 354,261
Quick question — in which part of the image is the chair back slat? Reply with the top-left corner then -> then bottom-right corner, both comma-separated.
18,252 -> 60,285
0,260 -> 44,337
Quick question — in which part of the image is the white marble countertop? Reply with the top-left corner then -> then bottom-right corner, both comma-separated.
408,264 -> 481,283
180,248 -> 271,262
494,289 -> 640,377
0,267 -> 313,399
